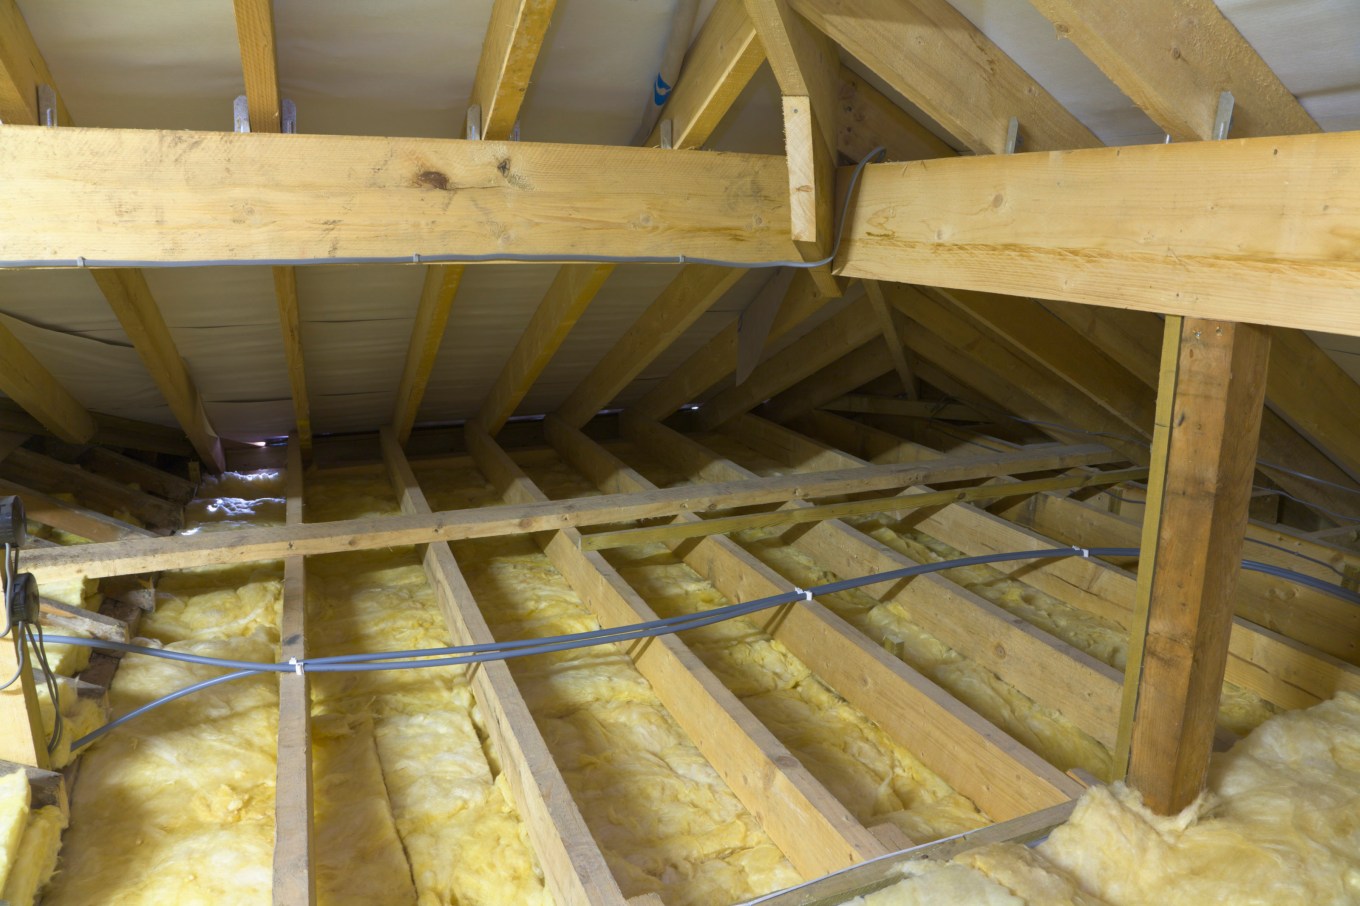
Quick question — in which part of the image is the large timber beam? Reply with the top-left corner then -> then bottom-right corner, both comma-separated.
555,264 -> 746,427
24,442 -> 1119,582
468,420 -> 890,876
1118,316 -> 1270,814
90,269 -> 226,472
380,428 -> 627,906
836,132 -> 1360,336
1,127 -> 794,267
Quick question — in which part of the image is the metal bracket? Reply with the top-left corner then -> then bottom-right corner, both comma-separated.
1212,90 -> 1235,141
466,104 -> 482,140
511,119 -> 520,142
1003,116 -> 1020,154
659,119 -> 674,150
233,95 -> 251,133
281,98 -> 297,134
37,85 -> 58,127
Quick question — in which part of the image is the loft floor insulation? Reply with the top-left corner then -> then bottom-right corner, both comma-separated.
832,690 -> 1360,905
415,461 -> 803,904
510,453 -> 989,844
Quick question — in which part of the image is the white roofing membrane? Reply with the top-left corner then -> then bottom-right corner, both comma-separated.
1,0 -> 1356,441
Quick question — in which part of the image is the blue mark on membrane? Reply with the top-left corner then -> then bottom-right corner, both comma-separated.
653,74 -> 672,107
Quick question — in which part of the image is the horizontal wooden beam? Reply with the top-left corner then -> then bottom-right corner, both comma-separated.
0,400 -> 193,457
581,466 -> 1147,550
823,395 -> 984,422
2,126 -> 794,266
837,131 -> 1360,335
0,477 -> 157,543
24,442 -> 1120,582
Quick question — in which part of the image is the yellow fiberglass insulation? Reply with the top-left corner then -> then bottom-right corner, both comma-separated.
519,455 -> 988,845
0,769 -> 29,891
3,806 -> 67,906
834,691 -> 1360,905
304,468 -> 552,906
418,463 -> 802,905
43,474 -> 284,905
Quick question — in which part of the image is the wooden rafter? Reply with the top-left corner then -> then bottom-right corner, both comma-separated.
0,400 -> 192,457
0,0 -> 71,126
1027,0 -> 1318,143
472,419 -> 890,875
476,263 -> 614,435
863,281 -> 916,396
391,265 -> 464,444
0,317 -> 96,443
555,264 -> 745,427
760,336 -> 896,424
24,443 -> 1120,583
0,128 -> 797,268
629,270 -> 832,421
835,67 -> 953,164
836,131 -> 1360,335
792,0 -> 1100,154
90,269 -> 226,472
468,0 -> 556,140
273,267 -> 312,454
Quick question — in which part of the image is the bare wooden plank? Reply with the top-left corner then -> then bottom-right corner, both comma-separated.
863,282 -> 917,397
0,401 -> 194,458
0,621 -> 49,768
272,267 -> 312,456
24,442 -> 1121,583
273,436 -> 315,906
379,427 -> 627,906
76,447 -> 196,505
1119,316 -> 1271,814
823,396 -> 984,422
2,447 -> 182,531
470,420 -> 891,877
231,0 -> 283,133
2,128 -> 795,267
835,67 -> 954,164
760,338 -> 896,424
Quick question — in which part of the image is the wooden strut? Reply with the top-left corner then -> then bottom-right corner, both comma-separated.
24,443 -> 1122,583
273,436 -> 316,906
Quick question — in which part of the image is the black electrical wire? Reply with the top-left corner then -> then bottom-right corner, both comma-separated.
62,545 -> 1360,751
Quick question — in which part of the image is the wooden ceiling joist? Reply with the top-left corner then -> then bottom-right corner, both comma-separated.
381,427 -> 626,906
0,316 -> 96,443
90,269 -> 226,472
555,264 -> 745,427
1,127 -> 796,267
471,419 -> 890,874
645,0 -> 763,149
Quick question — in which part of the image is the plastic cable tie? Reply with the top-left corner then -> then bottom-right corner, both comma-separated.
1072,545 -> 1091,559
288,656 -> 305,675
412,253 -> 422,264
792,586 -> 813,602
76,256 -> 86,267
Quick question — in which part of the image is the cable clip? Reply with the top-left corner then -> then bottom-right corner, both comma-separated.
288,656 -> 305,675
1072,545 -> 1091,559
412,253 -> 422,264
792,586 -> 813,602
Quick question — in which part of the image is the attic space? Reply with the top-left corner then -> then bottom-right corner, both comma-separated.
0,1 -> 1359,904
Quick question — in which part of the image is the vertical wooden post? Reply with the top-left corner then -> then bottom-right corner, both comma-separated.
273,436 -> 315,904
1116,316 -> 1271,815
0,630 -> 49,769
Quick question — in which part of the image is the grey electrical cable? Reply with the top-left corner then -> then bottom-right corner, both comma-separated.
66,545 -> 1360,751
1,147 -> 888,271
